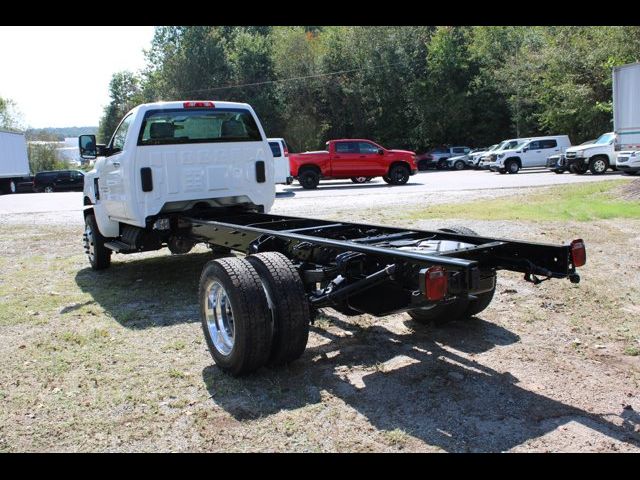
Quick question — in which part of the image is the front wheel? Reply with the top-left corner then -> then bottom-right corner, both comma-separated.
83,214 -> 111,270
436,159 -> 448,170
299,170 -> 320,189
589,157 -> 608,175
506,160 -> 520,174
44,185 -> 55,193
386,164 -> 410,185
454,160 -> 465,171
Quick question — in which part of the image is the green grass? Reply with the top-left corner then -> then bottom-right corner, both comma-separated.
405,180 -> 640,222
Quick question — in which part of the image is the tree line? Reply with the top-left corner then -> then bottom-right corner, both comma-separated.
98,26 -> 640,152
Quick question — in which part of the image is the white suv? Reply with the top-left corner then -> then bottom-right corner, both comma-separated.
489,136 -> 571,174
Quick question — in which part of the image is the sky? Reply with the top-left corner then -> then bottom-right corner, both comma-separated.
0,26 -> 155,128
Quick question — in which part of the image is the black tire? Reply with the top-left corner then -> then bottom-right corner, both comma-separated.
408,226 -> 497,325
589,156 -> 608,175
553,169 -> 564,174
387,164 -> 410,185
498,169 -> 507,174
454,160 -> 465,171
246,252 -> 310,366
83,214 -> 112,270
569,163 -> 587,175
350,176 -> 371,184
199,257 -> 272,376
506,160 -> 520,174
382,175 -> 392,184
299,170 -> 320,189
436,159 -> 448,170
44,185 -> 55,193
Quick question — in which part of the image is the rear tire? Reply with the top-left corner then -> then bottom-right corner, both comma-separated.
454,160 -> 465,171
246,252 -> 310,366
299,170 -> 320,189
553,169 -> 564,174
199,257 -> 272,376
436,159 -> 448,170
84,214 -> 111,270
44,185 -> 55,193
387,164 -> 410,185
570,164 -> 587,175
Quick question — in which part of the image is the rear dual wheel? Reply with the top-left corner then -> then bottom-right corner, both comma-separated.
200,253 -> 310,376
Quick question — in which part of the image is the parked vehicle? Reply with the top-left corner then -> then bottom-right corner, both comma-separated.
289,139 -> 417,189
546,140 -> 595,174
416,146 -> 471,170
468,144 -> 498,169
613,62 -> 640,176
0,130 -> 31,194
77,100 -> 586,377
489,135 -> 571,174
33,169 -> 85,192
478,139 -> 531,169
445,147 -> 493,170
267,138 -> 293,185
565,133 -> 616,175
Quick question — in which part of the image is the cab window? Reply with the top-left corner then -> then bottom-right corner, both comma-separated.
357,142 -> 379,154
269,142 -> 282,157
540,139 -> 557,149
110,113 -> 134,153
335,142 -> 357,153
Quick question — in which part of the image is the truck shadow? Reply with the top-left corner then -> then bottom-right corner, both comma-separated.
202,314 -> 639,452
75,251 -> 215,329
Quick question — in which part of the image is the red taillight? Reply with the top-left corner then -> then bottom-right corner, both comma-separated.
570,239 -> 586,267
183,101 -> 215,108
283,145 -> 289,157
425,266 -> 448,301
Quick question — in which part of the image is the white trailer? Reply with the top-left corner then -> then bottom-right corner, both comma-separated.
0,130 -> 31,193
614,62 -> 640,175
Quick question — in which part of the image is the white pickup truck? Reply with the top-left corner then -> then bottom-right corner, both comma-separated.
565,132 -> 617,175
78,100 -> 587,377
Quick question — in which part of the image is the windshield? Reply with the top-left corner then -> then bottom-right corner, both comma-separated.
593,133 -> 615,145
497,140 -> 522,151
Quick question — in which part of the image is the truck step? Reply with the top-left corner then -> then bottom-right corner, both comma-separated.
104,240 -> 136,253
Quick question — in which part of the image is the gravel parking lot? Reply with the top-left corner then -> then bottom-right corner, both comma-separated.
0,169 -> 638,452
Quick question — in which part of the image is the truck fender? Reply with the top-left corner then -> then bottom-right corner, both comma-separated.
83,205 -> 120,238
297,164 -> 321,176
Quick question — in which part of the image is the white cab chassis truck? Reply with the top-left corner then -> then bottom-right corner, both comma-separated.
0,130 -> 30,194
80,100 -> 587,376
613,62 -> 640,175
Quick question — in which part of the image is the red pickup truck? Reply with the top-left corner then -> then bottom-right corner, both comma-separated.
289,139 -> 418,189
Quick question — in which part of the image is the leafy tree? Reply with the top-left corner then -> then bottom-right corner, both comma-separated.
0,96 -> 23,131
28,143 -> 69,173
98,71 -> 143,143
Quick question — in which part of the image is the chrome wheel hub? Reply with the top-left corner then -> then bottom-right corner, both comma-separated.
205,281 -> 236,356
83,223 -> 95,263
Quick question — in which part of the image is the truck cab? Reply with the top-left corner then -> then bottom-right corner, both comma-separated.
489,135 -> 571,174
565,132 -> 616,175
79,100 -> 274,256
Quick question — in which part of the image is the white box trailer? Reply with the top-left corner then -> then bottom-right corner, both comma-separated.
0,129 -> 31,193
614,62 -> 640,175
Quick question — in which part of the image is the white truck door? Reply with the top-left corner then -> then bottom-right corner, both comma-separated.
523,140 -> 543,167
101,113 -> 135,221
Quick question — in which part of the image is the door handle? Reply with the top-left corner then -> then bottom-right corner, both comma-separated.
112,161 -> 120,167
359,155 -> 366,158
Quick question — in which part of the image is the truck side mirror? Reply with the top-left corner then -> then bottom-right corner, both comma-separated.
79,135 -> 97,159
377,148 -> 384,155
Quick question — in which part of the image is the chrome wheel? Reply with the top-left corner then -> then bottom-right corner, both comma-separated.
353,176 -> 367,183
44,186 -> 54,193
593,159 -> 606,173
84,222 -> 95,264
204,281 -> 236,356
10,181 -> 16,193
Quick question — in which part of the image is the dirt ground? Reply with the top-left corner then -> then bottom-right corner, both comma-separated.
0,206 -> 638,451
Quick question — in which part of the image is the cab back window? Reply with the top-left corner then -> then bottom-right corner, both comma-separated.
138,108 -> 262,146
269,142 -> 282,157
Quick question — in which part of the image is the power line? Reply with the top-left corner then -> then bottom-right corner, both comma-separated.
175,59 -> 421,96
